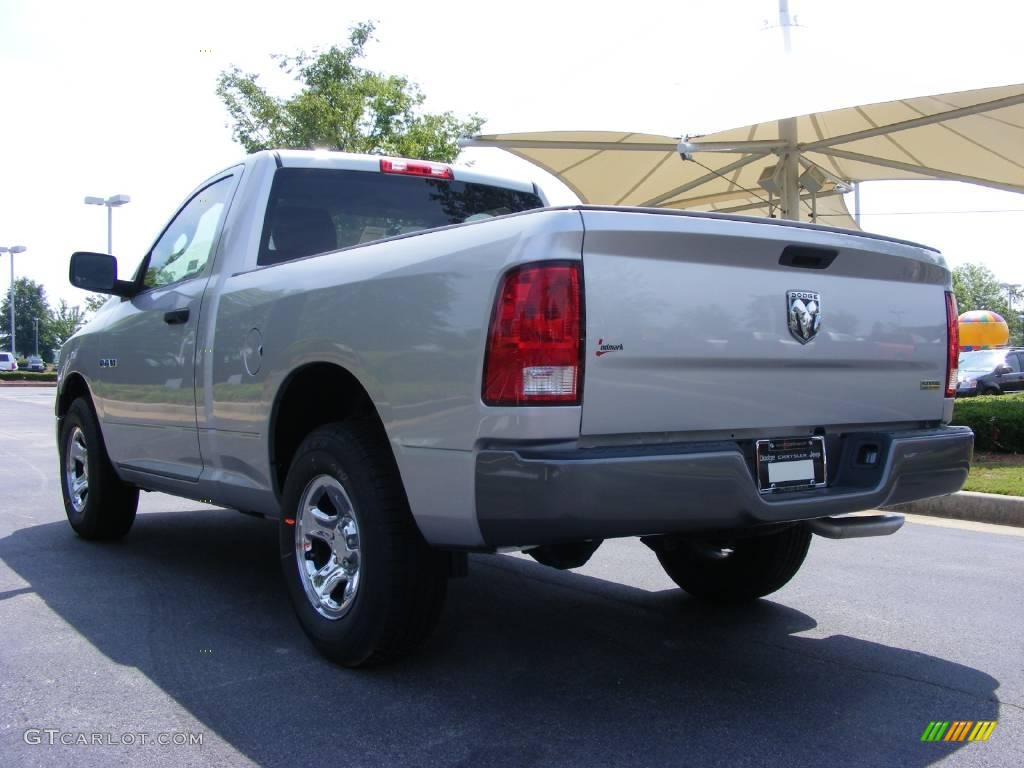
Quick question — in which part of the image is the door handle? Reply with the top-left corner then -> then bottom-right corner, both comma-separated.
163,308 -> 190,325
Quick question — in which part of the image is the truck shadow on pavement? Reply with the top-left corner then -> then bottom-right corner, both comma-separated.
2,509 -> 1000,767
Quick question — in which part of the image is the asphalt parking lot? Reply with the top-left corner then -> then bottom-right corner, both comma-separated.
1,387 -> 1022,767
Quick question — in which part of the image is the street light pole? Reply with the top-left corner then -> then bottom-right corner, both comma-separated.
34,317 -> 39,357
84,194 -> 131,255
0,245 -> 27,355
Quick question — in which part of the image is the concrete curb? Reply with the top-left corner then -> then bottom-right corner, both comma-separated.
887,491 -> 1024,528
0,381 -> 56,388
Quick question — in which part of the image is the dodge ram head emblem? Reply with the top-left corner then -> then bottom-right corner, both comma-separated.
787,290 -> 821,344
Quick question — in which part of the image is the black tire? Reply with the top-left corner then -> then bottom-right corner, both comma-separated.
58,397 -> 139,540
654,524 -> 811,602
979,386 -> 1000,396
528,540 -> 602,570
278,420 -> 449,667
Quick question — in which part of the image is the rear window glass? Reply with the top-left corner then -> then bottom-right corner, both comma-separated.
258,167 -> 544,266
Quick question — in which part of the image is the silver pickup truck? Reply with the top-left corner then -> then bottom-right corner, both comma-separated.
58,150 -> 973,666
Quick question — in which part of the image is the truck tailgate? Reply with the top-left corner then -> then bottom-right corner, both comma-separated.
579,209 -> 951,437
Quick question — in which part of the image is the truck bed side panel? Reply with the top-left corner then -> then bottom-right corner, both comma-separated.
206,209 -> 585,546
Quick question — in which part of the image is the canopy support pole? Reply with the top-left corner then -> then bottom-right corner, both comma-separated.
459,138 -> 680,152
780,117 -> 800,220
814,147 -> 1024,194
717,188 -> 842,216
799,91 -> 1024,151
644,153 -> 763,206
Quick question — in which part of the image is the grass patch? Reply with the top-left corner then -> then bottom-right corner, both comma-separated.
963,452 -> 1024,497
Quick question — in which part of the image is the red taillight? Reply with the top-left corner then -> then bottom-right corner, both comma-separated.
483,262 -> 584,406
379,158 -> 453,180
945,291 -> 959,398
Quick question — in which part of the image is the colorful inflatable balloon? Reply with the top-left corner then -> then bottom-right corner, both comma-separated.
958,310 -> 1009,351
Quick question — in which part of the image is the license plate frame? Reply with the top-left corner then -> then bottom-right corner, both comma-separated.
755,436 -> 827,494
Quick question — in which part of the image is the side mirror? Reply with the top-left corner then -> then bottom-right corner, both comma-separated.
69,252 -> 136,297
994,364 -> 1012,375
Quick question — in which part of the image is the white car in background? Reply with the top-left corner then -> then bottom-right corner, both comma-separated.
0,351 -> 18,371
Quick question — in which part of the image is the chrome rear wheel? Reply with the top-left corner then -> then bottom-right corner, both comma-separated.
295,475 -> 362,620
278,420 -> 449,666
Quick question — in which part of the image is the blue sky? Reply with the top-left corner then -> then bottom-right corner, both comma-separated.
1,0 -> 1023,309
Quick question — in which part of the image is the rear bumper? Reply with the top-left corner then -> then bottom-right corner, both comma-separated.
475,426 -> 973,547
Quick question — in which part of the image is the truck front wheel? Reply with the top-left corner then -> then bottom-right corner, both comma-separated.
649,524 -> 811,602
59,398 -> 139,540
278,420 -> 449,666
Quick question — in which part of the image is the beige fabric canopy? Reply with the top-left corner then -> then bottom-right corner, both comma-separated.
463,83 -> 1024,231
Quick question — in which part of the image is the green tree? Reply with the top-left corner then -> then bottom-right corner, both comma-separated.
952,263 -> 1023,344
84,293 -> 110,315
953,263 -> 1007,313
48,299 -> 86,349
217,22 -> 483,162
0,278 -> 59,360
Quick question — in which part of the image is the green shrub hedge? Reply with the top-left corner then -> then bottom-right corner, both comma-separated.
952,392 -> 1024,453
0,371 -> 57,382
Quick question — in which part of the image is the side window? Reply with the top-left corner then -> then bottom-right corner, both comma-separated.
143,176 -> 232,289
1007,353 -> 1022,372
